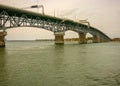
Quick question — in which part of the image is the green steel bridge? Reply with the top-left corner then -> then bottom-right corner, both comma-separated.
0,4 -> 111,47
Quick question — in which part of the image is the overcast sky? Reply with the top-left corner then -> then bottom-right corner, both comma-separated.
0,0 -> 120,40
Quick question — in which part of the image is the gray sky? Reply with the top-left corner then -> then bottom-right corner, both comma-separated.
0,0 -> 120,40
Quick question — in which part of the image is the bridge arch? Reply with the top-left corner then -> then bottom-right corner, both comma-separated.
86,33 -> 93,43
6,27 -> 54,40
64,30 -> 79,42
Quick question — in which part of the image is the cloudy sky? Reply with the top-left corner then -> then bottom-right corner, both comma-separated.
0,0 -> 120,40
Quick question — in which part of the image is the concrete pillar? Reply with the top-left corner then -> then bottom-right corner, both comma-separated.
93,35 -> 102,43
0,31 -> 7,47
54,32 -> 65,44
79,33 -> 86,44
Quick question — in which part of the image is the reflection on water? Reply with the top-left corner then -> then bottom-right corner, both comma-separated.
0,48 -> 8,85
0,42 -> 120,86
0,48 -> 6,67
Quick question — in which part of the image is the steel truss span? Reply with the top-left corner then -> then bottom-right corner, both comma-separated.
0,4 -> 111,42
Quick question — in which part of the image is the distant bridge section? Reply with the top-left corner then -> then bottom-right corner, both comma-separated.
0,4 -> 111,47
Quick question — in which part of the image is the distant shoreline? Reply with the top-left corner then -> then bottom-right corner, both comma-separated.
111,38 -> 120,42
6,40 -> 35,42
5,37 -> 120,42
6,39 -> 54,42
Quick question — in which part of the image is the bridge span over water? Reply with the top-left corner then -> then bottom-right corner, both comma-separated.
0,4 -> 111,47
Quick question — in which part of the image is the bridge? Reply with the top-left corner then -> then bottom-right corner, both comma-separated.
0,4 -> 111,47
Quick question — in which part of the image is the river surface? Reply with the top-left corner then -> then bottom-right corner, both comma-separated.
0,41 -> 120,86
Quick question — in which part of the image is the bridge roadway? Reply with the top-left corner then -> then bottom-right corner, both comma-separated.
0,4 -> 111,47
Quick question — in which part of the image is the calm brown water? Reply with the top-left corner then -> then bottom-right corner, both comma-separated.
0,41 -> 120,86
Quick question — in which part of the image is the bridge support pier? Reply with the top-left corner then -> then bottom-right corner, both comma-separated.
0,31 -> 7,47
93,35 -> 102,43
79,33 -> 87,44
54,32 -> 65,44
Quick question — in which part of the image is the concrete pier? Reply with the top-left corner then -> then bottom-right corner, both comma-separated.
93,35 -> 102,43
79,33 -> 87,44
0,31 -> 7,47
54,32 -> 64,44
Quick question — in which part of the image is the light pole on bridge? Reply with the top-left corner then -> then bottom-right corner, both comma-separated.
79,19 -> 90,28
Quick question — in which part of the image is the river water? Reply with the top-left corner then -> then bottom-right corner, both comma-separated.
0,41 -> 120,86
